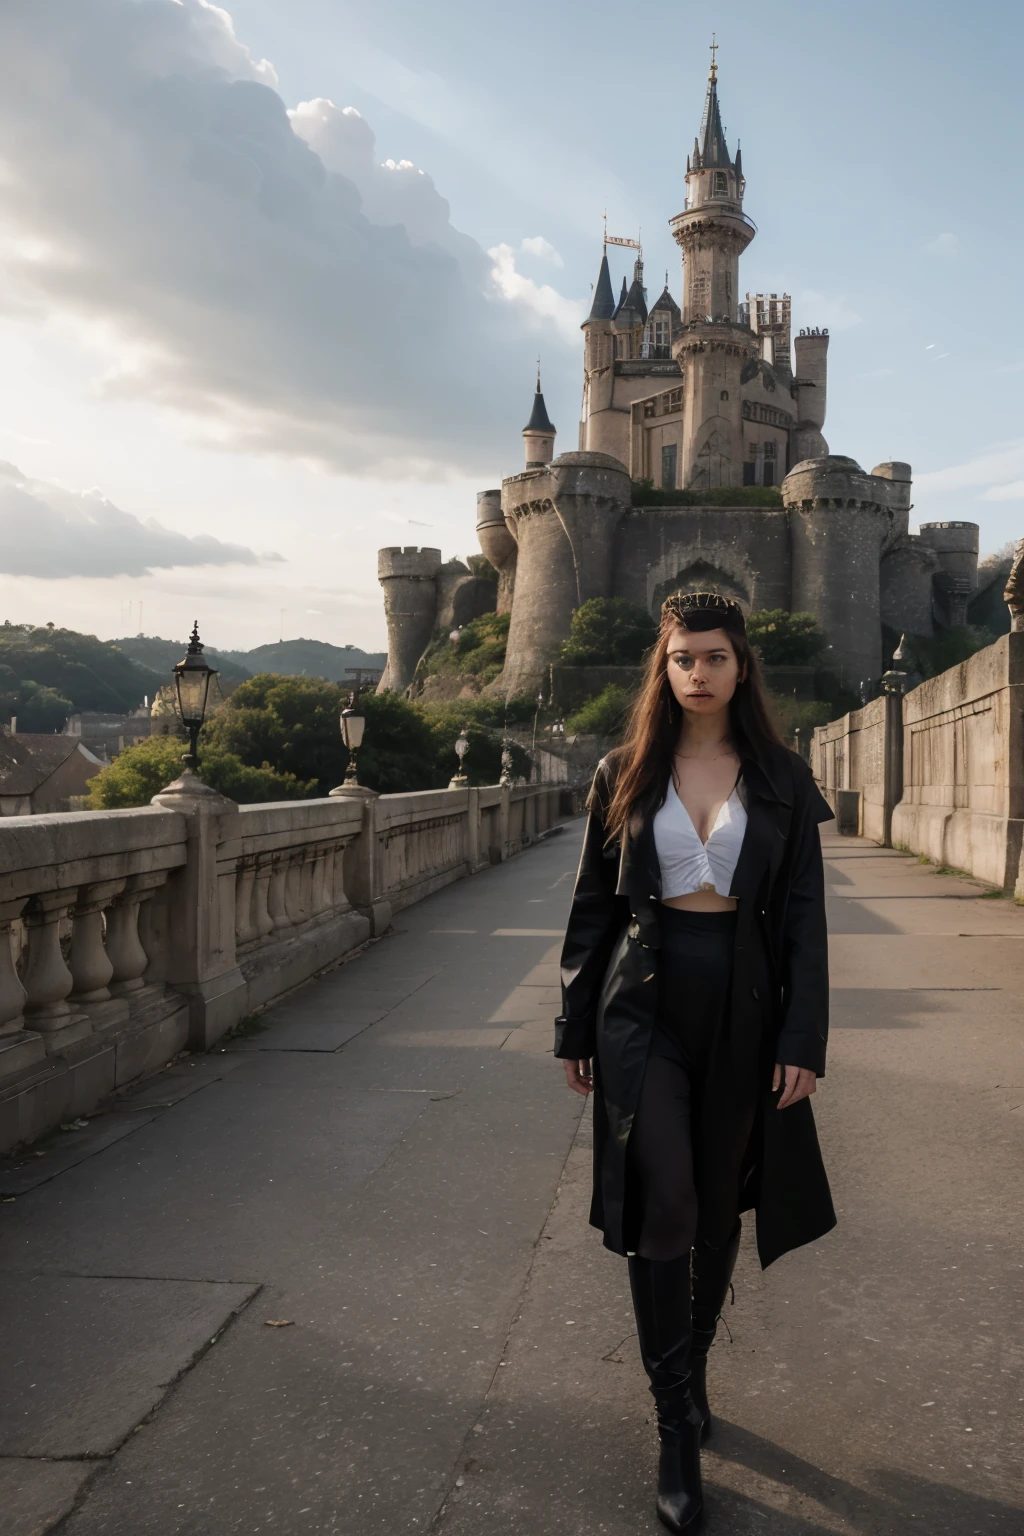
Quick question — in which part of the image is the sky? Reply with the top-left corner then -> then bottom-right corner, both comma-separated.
0,0 -> 1021,653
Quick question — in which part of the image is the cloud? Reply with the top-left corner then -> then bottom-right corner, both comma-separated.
794,289 -> 861,331
924,232 -> 957,255
916,440 -> 1024,498
488,244 -> 586,342
0,460 -> 267,577
0,1 -> 580,478
519,236 -> 564,267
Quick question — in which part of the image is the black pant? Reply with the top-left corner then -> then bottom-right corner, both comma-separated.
627,906 -> 757,1260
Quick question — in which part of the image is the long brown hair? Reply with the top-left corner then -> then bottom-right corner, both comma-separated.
601,594 -> 783,843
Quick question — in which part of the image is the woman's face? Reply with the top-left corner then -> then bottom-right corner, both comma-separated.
665,625 -> 743,718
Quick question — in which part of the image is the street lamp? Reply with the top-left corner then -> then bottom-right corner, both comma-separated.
449,726 -> 470,789
340,691 -> 365,785
172,621 -> 218,771
879,634 -> 908,697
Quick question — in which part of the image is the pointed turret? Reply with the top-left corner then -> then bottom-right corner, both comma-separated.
613,275 -> 628,318
585,250 -> 616,323
698,49 -> 732,168
522,369 -> 556,468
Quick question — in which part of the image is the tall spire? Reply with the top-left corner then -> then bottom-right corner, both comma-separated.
523,371 -> 555,434
585,248 -> 616,323
697,34 -> 732,169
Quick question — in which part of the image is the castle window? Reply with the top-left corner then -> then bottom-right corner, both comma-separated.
661,444 -> 678,491
743,462 -> 756,487
713,171 -> 728,196
720,389 -> 729,402
666,388 -> 682,413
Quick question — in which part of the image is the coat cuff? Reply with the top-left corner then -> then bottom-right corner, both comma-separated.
554,1015 -> 596,1061
773,1028 -> 826,1077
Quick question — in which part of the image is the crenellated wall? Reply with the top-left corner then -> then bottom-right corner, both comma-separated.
0,777 -> 568,1153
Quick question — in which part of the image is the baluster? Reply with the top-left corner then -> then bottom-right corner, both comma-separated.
69,879 -> 125,1003
319,845 -> 337,914
298,851 -> 315,923
252,855 -> 275,940
285,854 -> 303,925
22,892 -> 91,1050
268,855 -> 290,931
106,873 -> 164,995
0,902 -> 28,1037
234,858 -> 257,947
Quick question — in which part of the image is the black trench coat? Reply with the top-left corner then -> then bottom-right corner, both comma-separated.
554,743 -> 837,1269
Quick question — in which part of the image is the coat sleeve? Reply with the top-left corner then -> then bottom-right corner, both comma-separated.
774,763 -> 833,1077
554,766 -> 624,1062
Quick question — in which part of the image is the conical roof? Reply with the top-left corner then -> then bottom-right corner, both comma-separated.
585,250 -> 616,322
523,379 -> 555,435
698,65 -> 732,168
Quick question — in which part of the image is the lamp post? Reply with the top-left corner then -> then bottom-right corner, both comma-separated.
172,621 -> 218,771
879,634 -> 908,697
340,691 -> 365,785
449,727 -> 470,789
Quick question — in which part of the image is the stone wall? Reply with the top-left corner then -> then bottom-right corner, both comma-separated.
811,632 -> 1024,891
0,779 -> 568,1153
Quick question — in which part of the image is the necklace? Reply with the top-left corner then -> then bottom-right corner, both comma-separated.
674,746 -> 737,762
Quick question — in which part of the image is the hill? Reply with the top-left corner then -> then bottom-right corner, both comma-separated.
0,623 -> 162,713
112,635 -> 253,684
216,639 -> 387,681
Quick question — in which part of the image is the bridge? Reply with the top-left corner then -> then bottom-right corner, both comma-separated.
1,809 -> 1021,1533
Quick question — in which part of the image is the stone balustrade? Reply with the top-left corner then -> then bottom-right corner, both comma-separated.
0,775 -> 570,1151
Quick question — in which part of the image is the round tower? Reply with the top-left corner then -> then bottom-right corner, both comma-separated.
792,330 -> 830,461
522,371 -> 556,468
499,452 -> 631,698
476,490 -> 517,614
917,521 -> 980,627
669,44 -> 758,488
376,546 -> 441,695
784,457 -> 890,689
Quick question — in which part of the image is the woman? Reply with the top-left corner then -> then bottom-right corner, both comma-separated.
555,591 -> 836,1532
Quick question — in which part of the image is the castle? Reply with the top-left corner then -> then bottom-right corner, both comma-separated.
377,48 -> 984,702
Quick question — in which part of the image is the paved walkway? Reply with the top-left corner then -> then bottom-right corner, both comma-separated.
1,822 -> 1022,1535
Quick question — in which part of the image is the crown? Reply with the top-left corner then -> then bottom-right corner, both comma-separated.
661,590 -> 745,626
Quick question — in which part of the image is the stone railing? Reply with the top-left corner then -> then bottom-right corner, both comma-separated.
0,776 -> 570,1152
811,632 -> 1024,891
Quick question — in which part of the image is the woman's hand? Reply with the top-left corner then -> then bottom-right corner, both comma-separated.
563,1058 -> 594,1096
773,1063 -> 816,1109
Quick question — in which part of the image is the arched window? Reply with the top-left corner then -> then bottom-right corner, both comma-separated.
713,171 -> 728,196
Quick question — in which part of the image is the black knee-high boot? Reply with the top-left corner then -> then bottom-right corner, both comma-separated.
689,1221 -> 742,1442
628,1254 -> 703,1533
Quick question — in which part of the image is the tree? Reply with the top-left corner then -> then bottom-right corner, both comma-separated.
86,735 -> 313,808
0,623 -> 160,711
746,610 -> 826,666
560,599 -> 657,666
0,665 -> 73,731
566,683 -> 635,737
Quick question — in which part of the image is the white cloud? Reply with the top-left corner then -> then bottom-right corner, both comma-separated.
795,289 -> 862,331
0,2 -> 579,477
924,232 -> 957,255
916,440 -> 1024,499
982,480 -> 1024,503
520,236 -> 564,267
0,460 -> 267,577
488,244 -> 586,342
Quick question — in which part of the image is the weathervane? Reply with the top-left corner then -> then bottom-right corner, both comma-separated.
709,33 -> 718,81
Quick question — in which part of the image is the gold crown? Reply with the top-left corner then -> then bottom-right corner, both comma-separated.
661,590 -> 745,623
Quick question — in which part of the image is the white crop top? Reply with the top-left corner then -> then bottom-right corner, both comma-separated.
652,778 -> 748,898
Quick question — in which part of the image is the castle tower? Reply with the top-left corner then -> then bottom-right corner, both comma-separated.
476,489 -> 517,613
670,42 -> 758,488
579,249 -> 616,453
376,546 -> 442,695
522,371 -> 556,468
792,329 -> 830,461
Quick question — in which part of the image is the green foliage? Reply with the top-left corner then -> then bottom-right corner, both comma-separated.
566,683 -> 635,738
632,480 -> 784,509
85,734 -> 313,808
0,622 -> 160,712
465,554 -> 499,583
416,611 -> 510,684
355,690 -> 444,793
767,695 -> 836,740
112,634 -> 252,683
417,702 -> 531,786
560,598 -> 657,667
0,664 -> 73,731
747,610 -> 827,666
203,674 -> 348,791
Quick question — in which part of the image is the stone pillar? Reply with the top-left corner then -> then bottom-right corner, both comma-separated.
70,878 -> 131,1029
21,891 -> 91,1052
150,769 -> 246,1050
331,784 -> 392,936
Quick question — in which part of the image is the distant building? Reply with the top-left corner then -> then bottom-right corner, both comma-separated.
0,732 -> 104,815
64,706 -> 152,761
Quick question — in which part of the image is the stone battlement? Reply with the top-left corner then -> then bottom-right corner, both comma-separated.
377,547 -> 442,581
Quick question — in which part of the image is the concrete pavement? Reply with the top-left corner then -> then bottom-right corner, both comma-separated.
1,821 -> 1022,1534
